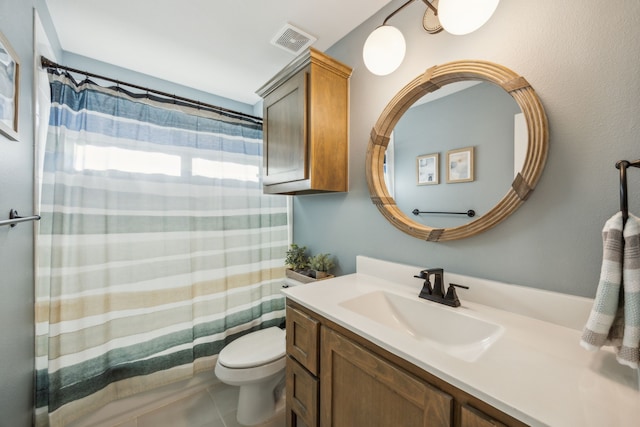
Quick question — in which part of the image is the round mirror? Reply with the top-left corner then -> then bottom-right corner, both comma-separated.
390,80 -> 523,230
366,60 -> 549,241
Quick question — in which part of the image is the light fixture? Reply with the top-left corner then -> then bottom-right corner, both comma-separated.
438,0 -> 500,35
363,25 -> 406,76
363,0 -> 500,75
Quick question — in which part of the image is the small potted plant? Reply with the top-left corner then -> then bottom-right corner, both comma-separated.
284,243 -> 313,282
309,253 -> 335,279
285,243 -> 309,272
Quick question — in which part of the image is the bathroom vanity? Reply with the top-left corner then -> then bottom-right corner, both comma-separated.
282,256 -> 640,427
286,301 -> 523,427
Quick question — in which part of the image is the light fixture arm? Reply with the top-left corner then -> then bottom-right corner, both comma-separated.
382,0 -> 438,26
422,0 -> 438,15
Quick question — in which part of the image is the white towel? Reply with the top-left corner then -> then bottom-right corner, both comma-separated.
580,212 -> 640,368
620,214 -> 640,367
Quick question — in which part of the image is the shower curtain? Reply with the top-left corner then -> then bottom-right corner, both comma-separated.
34,71 -> 288,427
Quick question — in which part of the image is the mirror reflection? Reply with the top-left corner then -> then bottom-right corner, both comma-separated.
385,81 -> 525,229
367,60 -> 549,241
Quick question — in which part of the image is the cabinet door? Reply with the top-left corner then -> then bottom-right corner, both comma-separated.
286,305 -> 320,375
320,328 -> 453,427
286,356 -> 319,427
262,69 -> 308,186
460,405 -> 507,427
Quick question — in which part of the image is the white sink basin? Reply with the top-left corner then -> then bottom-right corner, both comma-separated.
339,290 -> 503,362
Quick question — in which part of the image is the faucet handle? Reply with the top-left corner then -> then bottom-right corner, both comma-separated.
415,270 -> 433,298
444,283 -> 469,307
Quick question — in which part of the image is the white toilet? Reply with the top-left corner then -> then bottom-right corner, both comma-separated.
214,327 -> 286,426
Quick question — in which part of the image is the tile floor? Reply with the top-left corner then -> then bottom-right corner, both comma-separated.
72,380 -> 285,427
118,382 -> 284,427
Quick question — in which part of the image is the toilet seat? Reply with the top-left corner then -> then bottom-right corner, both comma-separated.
218,327 -> 285,369
215,355 -> 285,385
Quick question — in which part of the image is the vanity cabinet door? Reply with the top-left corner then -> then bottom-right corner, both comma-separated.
460,405 -> 507,427
320,327 -> 453,427
286,356 -> 319,427
286,305 -> 320,375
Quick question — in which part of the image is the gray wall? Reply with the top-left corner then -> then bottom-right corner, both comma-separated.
0,1 -> 56,425
293,0 -> 640,298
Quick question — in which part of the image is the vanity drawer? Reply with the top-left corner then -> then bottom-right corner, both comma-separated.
286,356 -> 319,427
286,305 -> 320,375
460,404 -> 507,427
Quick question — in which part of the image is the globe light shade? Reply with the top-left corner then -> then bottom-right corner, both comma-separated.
438,0 -> 500,35
363,25 -> 406,76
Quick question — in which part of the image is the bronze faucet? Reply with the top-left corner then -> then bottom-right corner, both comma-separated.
414,268 -> 469,307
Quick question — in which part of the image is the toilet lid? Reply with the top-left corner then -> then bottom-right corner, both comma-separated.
218,327 -> 285,368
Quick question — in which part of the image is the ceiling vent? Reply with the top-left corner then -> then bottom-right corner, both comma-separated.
270,23 -> 316,55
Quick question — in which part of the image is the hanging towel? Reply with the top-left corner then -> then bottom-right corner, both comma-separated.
580,212 -> 640,368
581,212 -> 624,350
620,214 -> 640,367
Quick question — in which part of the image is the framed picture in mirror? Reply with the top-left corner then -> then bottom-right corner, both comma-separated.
447,146 -> 474,183
417,153 -> 439,185
0,31 -> 19,141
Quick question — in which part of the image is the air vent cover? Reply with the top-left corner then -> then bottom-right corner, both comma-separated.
271,23 -> 316,54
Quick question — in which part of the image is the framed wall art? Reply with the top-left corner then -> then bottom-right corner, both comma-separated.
417,153 -> 439,185
446,146 -> 474,183
0,31 -> 19,141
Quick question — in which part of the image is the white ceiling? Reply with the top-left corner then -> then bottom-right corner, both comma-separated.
45,0 -> 393,106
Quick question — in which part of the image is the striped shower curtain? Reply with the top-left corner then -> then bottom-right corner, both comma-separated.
34,71 -> 288,426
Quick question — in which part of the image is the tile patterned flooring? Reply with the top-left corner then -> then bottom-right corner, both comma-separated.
121,383 -> 284,427
71,380 -> 285,427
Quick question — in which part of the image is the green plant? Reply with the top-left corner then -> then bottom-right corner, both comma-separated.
285,243 -> 309,271
309,253 -> 335,273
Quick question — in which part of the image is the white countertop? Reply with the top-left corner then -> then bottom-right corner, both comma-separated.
282,256 -> 640,427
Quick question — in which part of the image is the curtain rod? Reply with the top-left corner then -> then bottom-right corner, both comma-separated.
40,56 -> 263,124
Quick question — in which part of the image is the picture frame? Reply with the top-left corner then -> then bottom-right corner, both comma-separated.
416,153 -> 439,185
0,31 -> 19,141
446,146 -> 474,183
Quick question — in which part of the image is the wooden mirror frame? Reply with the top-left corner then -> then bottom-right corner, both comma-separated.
366,60 -> 549,241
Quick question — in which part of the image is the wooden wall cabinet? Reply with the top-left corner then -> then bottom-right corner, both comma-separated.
285,301 -> 528,427
257,48 -> 352,195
